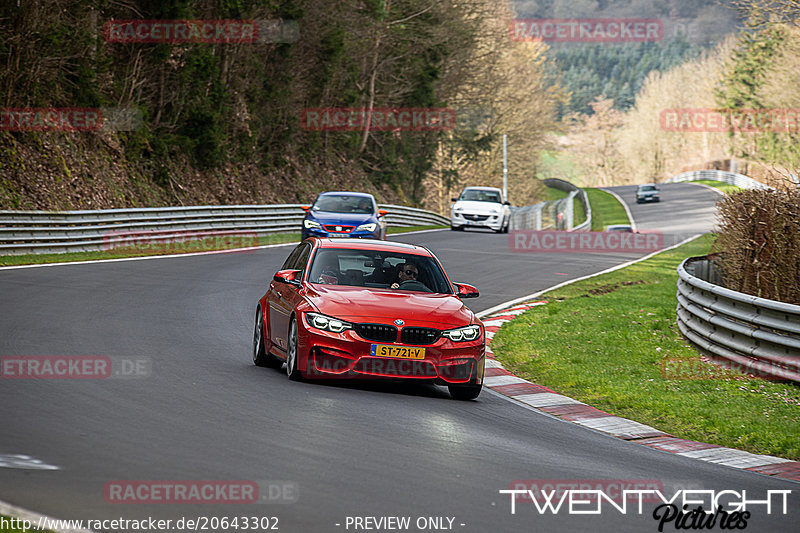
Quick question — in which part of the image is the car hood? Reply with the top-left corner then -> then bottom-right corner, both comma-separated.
304,285 -> 476,327
452,200 -> 503,213
307,211 -> 376,224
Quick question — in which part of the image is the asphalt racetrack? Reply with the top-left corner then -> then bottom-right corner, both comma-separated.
1,183 -> 797,532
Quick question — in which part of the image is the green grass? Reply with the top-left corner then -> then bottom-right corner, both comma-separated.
0,225 -> 446,267
691,179 -> 743,195
585,188 -> 630,231
542,185 -> 569,202
573,195 -> 587,227
491,233 -> 800,460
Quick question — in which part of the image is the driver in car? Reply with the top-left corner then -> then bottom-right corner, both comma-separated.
391,262 -> 424,289
355,198 -> 372,213
315,254 -> 340,284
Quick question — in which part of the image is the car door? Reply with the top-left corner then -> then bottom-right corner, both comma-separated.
269,243 -> 308,352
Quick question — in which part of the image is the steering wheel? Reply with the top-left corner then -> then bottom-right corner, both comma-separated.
397,279 -> 431,292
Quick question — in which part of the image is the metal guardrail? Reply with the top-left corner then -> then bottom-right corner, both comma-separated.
509,178 -> 591,232
664,170 -> 774,190
0,204 -> 449,255
676,256 -> 800,382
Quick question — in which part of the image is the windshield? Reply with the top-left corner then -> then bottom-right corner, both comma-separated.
312,194 -> 374,214
459,189 -> 502,203
308,249 -> 452,294
639,185 -> 657,191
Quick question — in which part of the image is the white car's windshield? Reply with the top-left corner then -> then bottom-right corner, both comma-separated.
459,190 -> 501,203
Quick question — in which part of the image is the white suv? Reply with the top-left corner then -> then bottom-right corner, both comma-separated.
450,186 -> 510,233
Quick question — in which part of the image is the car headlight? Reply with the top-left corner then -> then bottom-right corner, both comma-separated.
356,223 -> 377,232
306,312 -> 352,333
442,324 -> 481,342
490,208 -> 499,214
304,219 -> 321,229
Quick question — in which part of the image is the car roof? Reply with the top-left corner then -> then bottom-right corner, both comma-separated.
637,183 -> 657,187
316,191 -> 375,198
311,238 -> 432,255
461,186 -> 502,192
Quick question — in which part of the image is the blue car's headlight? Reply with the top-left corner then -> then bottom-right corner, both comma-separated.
356,223 -> 377,232
442,324 -> 481,342
306,312 -> 352,333
304,219 -> 322,229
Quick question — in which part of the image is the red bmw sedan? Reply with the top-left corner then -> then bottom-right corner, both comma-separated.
252,238 -> 485,400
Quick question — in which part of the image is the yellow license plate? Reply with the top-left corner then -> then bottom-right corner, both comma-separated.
370,344 -> 426,360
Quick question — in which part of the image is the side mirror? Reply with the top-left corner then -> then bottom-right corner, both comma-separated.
451,197 -> 458,202
503,200 -> 511,206
300,205 -> 310,212
378,209 -> 389,217
453,282 -> 479,299
273,269 -> 302,287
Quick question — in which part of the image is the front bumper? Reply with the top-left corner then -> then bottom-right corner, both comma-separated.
451,212 -> 503,230
302,228 -> 381,240
636,195 -> 659,203
297,318 -> 485,384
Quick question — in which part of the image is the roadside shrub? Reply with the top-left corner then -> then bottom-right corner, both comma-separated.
711,188 -> 800,305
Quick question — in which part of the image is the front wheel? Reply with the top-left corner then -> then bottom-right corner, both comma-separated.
253,308 -> 281,368
285,317 -> 303,381
448,383 -> 482,400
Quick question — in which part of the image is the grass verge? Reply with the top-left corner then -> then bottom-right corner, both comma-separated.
585,188 -> 630,231
691,179 -> 743,195
491,233 -> 800,460
0,225 -> 446,267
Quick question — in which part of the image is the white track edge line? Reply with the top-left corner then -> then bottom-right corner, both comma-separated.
600,187 -> 637,232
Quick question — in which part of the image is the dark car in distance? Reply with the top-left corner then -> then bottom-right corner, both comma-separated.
301,192 -> 387,241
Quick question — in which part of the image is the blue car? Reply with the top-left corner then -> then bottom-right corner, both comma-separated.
301,192 -> 387,241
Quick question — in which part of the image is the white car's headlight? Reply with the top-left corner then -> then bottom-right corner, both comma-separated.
306,312 -> 352,333
442,324 -> 481,342
490,208 -> 499,214
304,219 -> 321,229
356,223 -> 377,232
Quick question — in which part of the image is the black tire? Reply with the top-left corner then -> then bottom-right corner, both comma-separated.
285,316 -> 303,381
253,307 -> 281,368
450,224 -> 463,231
448,383 -> 482,401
